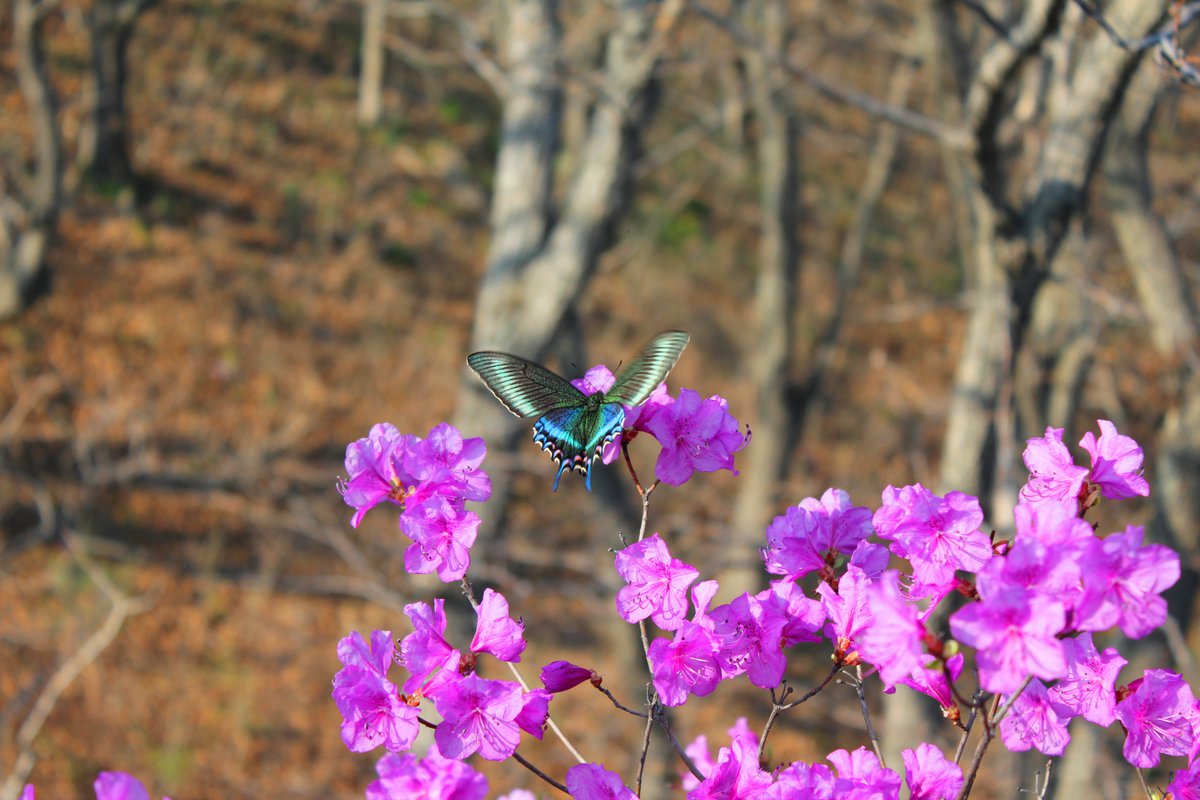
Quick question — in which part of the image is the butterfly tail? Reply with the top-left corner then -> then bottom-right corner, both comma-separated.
551,459 -> 571,492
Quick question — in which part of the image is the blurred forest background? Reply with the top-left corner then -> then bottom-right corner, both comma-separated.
2,0 -> 1199,797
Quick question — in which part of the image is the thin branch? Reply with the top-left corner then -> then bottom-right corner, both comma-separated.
511,750 -> 568,794
653,703 -> 705,782
758,662 -> 841,759
956,0 -> 1013,39
635,694 -> 655,796
690,1 -> 968,146
1072,0 -> 1200,51
0,532 -> 157,798
849,666 -> 885,767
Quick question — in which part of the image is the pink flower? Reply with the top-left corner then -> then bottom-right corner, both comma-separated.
645,388 -> 748,486
903,744 -> 963,800
1048,633 -> 1126,726
999,680 -> 1072,756
565,763 -> 640,800
365,742 -> 488,800
1079,419 -> 1149,500
614,534 -> 700,631
1115,669 -> 1198,768
433,674 -> 526,761
1019,427 -> 1090,509
856,571 -> 928,690
468,588 -> 526,663
949,586 -> 1066,693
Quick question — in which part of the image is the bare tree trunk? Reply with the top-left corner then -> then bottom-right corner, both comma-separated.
0,0 -> 63,320
722,0 -> 800,599
455,0 -> 683,547
357,0 -> 387,126
936,0 -> 1168,513
1102,45 -> 1200,649
80,0 -> 155,184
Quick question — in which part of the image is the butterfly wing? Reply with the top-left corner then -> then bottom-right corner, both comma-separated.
467,351 -> 585,418
534,401 -> 626,491
606,330 -> 690,406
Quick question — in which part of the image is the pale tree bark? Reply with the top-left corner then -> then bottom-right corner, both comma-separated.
722,0 -> 799,599
0,0 -> 63,320
933,0 -> 1169,514
454,0 -> 684,544
1101,36 -> 1200,695
79,0 -> 156,184
358,0 -> 387,126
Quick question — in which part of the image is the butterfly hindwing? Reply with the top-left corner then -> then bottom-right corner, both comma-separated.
533,401 -> 626,491
466,351 -> 586,418
606,330 -> 690,407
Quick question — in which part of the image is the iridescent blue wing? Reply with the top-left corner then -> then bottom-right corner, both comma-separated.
606,331 -> 690,407
534,402 -> 626,492
466,351 -> 585,418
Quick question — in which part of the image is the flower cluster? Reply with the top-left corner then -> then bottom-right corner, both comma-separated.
571,364 -> 749,486
338,422 -> 490,581
335,402 -> 1199,799
332,588 -> 545,767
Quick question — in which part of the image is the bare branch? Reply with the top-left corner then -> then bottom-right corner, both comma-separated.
0,532 -> 157,797
689,1 -> 968,146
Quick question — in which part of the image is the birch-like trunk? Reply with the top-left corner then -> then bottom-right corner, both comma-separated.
0,0 -> 62,321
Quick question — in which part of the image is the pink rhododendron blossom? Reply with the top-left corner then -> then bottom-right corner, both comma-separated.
398,600 -> 460,695
365,743 -> 489,800
856,570 -> 928,690
1048,633 -> 1126,726
1168,760 -> 1200,800
515,688 -> 551,739
649,620 -> 721,706
332,667 -> 420,753
767,762 -> 840,799
799,488 -> 874,554
1076,525 -> 1180,638
826,747 -> 902,797
401,497 -> 479,582
770,579 -> 825,646
950,585 -> 1066,693
404,422 -> 491,504
709,589 -> 789,688
999,679 -> 1072,755
645,388 -> 748,486
902,743 -> 963,800
468,588 -> 526,662
686,734 -> 773,800
817,564 -> 872,657
332,630 -> 421,754
565,763 -> 640,800
94,773 -> 152,800
614,534 -> 699,631
1079,419 -> 1149,500
873,484 -> 992,593
1020,427 -> 1090,509
1115,669 -> 1198,768
894,653 -> 964,713
340,423 -> 489,529
432,674 -> 527,761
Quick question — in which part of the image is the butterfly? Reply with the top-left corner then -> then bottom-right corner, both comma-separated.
467,331 -> 690,492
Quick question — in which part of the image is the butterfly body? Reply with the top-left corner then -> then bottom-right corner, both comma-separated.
467,331 -> 689,492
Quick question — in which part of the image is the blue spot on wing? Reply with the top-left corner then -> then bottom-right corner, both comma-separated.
533,403 -> 625,492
